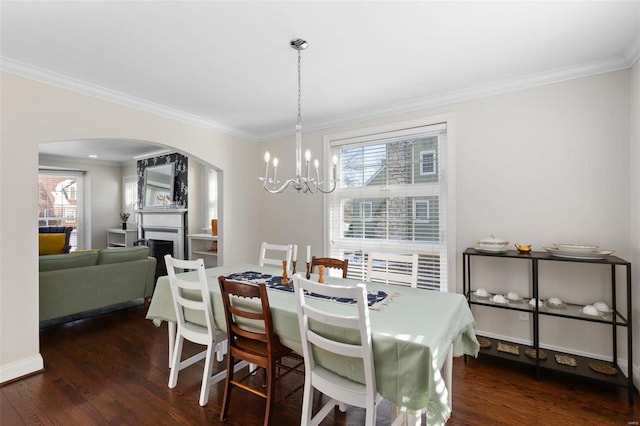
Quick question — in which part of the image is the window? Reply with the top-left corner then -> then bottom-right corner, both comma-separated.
38,170 -> 84,250
207,166 -> 218,222
414,199 -> 430,223
325,118 -> 452,291
420,150 -> 436,176
123,176 -> 138,223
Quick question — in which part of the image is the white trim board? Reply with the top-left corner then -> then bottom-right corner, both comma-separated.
1,51 -> 637,143
0,354 -> 44,384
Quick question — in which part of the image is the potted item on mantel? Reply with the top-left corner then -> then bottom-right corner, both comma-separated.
120,212 -> 130,230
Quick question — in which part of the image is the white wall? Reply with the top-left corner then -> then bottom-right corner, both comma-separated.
0,71 -> 261,382
258,70 -> 637,380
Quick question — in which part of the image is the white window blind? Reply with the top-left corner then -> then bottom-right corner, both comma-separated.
327,122 -> 448,291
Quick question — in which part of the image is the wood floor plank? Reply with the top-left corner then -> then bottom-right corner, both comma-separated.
1,304 -> 638,425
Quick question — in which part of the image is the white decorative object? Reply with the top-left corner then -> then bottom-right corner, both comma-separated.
553,243 -> 599,254
548,297 -> 563,306
492,294 -> 508,304
593,301 -> 610,313
529,298 -> 545,307
507,292 -> 522,301
582,305 -> 600,316
475,288 -> 489,297
475,235 -> 509,252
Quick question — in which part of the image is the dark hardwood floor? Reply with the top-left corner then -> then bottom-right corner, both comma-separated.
2,304 -> 638,425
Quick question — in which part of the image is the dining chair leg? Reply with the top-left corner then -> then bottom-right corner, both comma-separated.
263,364 -> 275,426
198,343 -> 216,406
167,321 -> 176,368
168,334 -> 184,388
364,403 -> 376,426
301,379 -> 314,425
220,354 -> 234,422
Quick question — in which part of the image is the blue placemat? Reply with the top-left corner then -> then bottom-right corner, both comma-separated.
225,271 -> 394,309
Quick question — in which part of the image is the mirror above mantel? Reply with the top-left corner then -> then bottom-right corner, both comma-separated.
144,163 -> 175,207
137,152 -> 188,210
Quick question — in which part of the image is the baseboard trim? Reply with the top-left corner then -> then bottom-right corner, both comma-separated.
0,354 -> 44,384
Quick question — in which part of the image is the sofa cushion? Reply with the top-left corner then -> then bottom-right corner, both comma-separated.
97,246 -> 150,265
39,233 -> 67,255
39,251 -> 100,272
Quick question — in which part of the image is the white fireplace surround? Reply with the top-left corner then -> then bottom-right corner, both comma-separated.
137,208 -> 187,260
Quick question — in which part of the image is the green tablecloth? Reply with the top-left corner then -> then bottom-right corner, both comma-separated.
146,264 -> 479,424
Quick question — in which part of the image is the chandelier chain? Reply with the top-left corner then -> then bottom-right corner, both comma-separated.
297,49 -> 302,127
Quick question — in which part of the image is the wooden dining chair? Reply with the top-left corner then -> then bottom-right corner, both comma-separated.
258,242 -> 293,273
310,256 -> 349,278
217,276 -> 298,426
292,274 -> 382,426
366,252 -> 419,288
165,255 -> 229,406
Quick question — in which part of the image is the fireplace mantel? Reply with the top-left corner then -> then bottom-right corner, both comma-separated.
137,208 -> 188,259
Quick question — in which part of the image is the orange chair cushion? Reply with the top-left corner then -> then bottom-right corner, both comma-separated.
39,233 -> 67,255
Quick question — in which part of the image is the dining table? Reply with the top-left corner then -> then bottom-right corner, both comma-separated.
146,263 -> 479,426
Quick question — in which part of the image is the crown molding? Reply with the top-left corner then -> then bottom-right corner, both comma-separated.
2,52 -> 636,144
0,57 -> 256,141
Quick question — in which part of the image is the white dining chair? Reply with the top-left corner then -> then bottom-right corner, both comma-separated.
258,242 -> 293,273
366,252 -> 419,288
293,274 -> 382,426
165,255 -> 235,406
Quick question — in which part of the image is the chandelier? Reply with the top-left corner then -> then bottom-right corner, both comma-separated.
260,38 -> 337,194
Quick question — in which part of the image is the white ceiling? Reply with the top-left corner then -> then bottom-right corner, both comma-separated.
2,1 -> 640,161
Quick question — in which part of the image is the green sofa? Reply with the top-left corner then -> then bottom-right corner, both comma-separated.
39,246 -> 157,322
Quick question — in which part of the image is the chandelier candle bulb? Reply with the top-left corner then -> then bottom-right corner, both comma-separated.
293,244 -> 298,261
272,158 -> 278,185
305,150 -> 311,178
306,245 -> 311,263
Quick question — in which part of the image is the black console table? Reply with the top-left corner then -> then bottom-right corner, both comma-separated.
463,248 -> 634,405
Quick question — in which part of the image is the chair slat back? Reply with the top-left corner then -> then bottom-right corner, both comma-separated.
311,256 -> 349,278
217,277 -> 275,350
165,255 -> 215,342
292,274 -> 375,391
366,252 -> 419,288
258,242 -> 293,272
